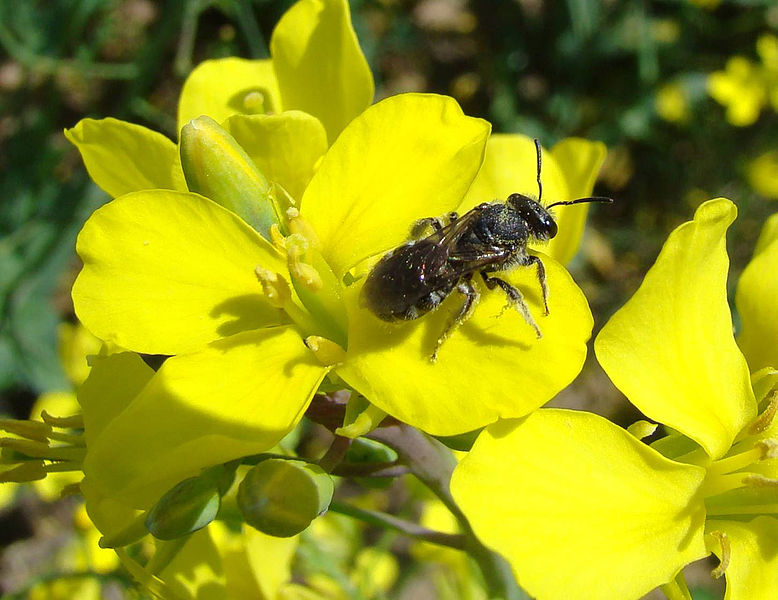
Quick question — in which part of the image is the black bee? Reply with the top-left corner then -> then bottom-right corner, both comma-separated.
361,139 -> 612,361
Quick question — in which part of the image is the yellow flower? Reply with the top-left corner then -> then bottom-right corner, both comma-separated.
70,93 -> 599,506
708,35 -> 778,126
453,198 -> 778,600
655,82 -> 690,123
737,211 -> 778,372
746,151 -> 778,199
64,0 -> 373,202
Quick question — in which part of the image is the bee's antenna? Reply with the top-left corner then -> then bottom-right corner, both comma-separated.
534,138 -> 542,203
546,196 -> 614,209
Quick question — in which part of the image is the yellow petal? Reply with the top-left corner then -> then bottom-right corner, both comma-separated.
225,111 -> 328,202
451,409 -> 707,600
83,327 -> 327,507
338,253 -> 592,435
72,190 -> 288,355
302,93 -> 490,278
270,0 -> 373,142
458,134 -> 566,213
737,213 -> 778,372
56,322 -> 102,386
709,518 -> 778,600
78,352 -> 154,448
177,58 -> 281,137
546,138 -> 607,264
65,118 -> 186,197
595,198 -> 756,459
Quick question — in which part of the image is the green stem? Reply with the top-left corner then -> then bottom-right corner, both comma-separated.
329,500 -> 467,550
368,423 -> 524,600
660,571 -> 693,600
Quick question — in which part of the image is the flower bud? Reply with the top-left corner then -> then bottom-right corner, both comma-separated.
145,475 -> 221,540
237,459 -> 334,537
180,115 -> 280,239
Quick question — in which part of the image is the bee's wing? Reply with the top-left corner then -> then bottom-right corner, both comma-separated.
430,208 -> 484,247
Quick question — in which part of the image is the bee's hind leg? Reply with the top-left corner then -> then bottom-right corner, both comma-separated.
431,274 -> 477,363
411,212 -> 459,238
480,271 -> 542,339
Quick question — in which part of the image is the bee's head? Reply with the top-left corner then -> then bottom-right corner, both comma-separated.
507,193 -> 558,241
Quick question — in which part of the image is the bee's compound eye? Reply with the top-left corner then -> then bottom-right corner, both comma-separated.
547,218 -> 558,239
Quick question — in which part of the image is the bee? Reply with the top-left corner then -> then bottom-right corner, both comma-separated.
361,139 -> 612,362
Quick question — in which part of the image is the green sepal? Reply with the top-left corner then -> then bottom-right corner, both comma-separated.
237,458 -> 334,537
145,475 -> 221,541
98,511 -> 150,549
436,428 -> 484,452
179,115 -> 280,239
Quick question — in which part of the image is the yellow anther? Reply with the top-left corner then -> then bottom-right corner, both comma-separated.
284,232 -> 309,257
254,267 -> 291,308
304,336 -> 346,366
285,234 -> 323,292
242,90 -> 265,114
707,531 -> 730,579
286,207 -> 321,249
758,438 -> 778,459
40,411 -> 84,429
743,474 -> 778,488
290,260 -> 324,292
748,390 -> 778,435
626,420 -> 658,440
0,418 -> 52,442
269,224 -> 286,250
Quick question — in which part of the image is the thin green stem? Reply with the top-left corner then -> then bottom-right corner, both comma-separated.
660,570 -> 693,600
367,423 -> 523,600
329,500 -> 466,550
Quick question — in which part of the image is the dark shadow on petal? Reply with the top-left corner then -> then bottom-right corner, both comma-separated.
210,293 -> 287,337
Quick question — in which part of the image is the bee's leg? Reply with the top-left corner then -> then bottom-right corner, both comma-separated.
431,275 -> 477,363
521,254 -> 549,315
411,212 -> 458,238
480,272 -> 542,339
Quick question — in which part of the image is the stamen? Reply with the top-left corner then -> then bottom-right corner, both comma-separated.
708,446 -> 765,475
701,472 -> 753,497
242,91 -> 265,114
286,234 -> 323,292
743,474 -> 778,488
0,438 -> 86,462
286,208 -> 321,249
40,411 -> 83,429
748,390 -> 778,435
707,531 -> 730,579
255,267 -> 292,308
0,461 -> 46,483
0,419 -> 52,442
269,224 -> 286,250
304,336 -> 346,366
757,438 -> 778,459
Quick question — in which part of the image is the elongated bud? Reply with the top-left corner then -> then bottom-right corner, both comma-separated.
237,459 -> 334,537
180,116 -> 280,239
145,475 -> 221,540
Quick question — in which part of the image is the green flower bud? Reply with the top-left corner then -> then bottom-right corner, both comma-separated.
180,115 -> 280,239
145,475 -> 221,540
237,459 -> 334,537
